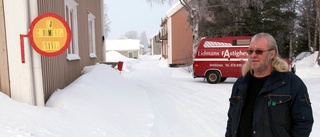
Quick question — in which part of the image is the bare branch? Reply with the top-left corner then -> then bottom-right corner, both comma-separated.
145,0 -> 176,6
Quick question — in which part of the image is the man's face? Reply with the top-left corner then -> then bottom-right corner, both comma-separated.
247,38 -> 274,74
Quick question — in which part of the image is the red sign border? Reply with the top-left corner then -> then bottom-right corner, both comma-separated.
29,12 -> 72,56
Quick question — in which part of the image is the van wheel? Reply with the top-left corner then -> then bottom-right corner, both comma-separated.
206,71 -> 221,84
220,78 -> 227,82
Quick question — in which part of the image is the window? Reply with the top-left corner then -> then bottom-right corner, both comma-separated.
88,12 -> 96,58
128,51 -> 133,58
65,0 -> 80,60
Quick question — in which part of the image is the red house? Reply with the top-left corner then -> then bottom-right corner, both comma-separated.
160,2 -> 193,67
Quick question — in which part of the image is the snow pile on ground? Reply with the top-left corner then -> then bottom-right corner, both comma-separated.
295,51 -> 320,78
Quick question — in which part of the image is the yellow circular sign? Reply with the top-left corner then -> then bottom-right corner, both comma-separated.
29,13 -> 71,56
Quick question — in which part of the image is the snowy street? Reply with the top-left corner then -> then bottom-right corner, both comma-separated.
121,54 -> 320,137
0,53 -> 319,136
123,56 -> 233,136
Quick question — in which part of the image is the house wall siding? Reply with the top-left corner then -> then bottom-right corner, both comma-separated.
0,0 -> 10,96
161,20 -> 168,59
162,40 -> 168,59
37,0 -> 104,102
154,43 -> 161,55
170,7 -> 193,65
151,36 -> 162,55
118,50 -> 139,58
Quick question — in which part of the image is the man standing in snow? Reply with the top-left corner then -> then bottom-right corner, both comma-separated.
225,32 -> 314,137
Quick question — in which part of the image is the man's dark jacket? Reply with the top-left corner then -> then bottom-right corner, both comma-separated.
225,71 -> 313,137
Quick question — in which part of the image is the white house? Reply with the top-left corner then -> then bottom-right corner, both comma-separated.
105,39 -> 143,59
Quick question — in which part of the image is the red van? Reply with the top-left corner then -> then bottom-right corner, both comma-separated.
193,36 -> 252,84
193,36 -> 294,84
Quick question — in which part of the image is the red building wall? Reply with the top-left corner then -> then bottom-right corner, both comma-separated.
170,7 -> 193,66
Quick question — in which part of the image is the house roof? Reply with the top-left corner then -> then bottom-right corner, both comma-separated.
166,2 -> 183,18
161,1 -> 189,26
152,31 -> 160,37
105,39 -> 141,51
160,2 -> 182,26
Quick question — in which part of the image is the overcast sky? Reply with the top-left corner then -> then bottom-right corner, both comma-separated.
105,0 -> 175,40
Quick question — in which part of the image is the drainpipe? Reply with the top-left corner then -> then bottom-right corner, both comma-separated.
27,0 -> 44,106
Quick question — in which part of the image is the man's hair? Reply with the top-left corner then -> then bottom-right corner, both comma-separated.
241,32 -> 289,76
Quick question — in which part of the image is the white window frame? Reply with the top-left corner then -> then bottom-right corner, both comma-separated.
88,12 -> 97,58
65,0 -> 80,60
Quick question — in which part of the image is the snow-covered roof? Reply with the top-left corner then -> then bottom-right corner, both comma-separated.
152,31 -> 160,37
166,0 -> 191,18
105,39 -> 141,51
166,2 -> 183,17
